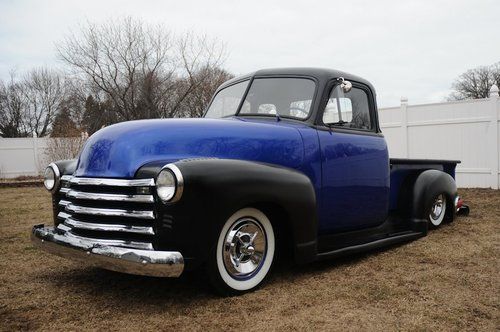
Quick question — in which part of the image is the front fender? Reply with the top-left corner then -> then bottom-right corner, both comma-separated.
138,159 -> 318,266
54,159 -> 78,175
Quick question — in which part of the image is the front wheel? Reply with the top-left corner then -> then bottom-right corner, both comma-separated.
428,194 -> 447,228
207,207 -> 275,295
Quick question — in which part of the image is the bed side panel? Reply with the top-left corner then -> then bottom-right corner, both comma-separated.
389,159 -> 458,210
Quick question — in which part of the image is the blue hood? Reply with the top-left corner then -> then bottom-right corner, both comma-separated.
75,118 -> 306,178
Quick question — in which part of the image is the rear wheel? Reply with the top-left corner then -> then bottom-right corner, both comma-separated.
428,194 -> 447,228
207,207 -> 275,295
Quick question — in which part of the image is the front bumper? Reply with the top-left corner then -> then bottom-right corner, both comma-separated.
31,225 -> 184,277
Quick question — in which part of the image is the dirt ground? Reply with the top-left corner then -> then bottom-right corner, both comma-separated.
0,187 -> 498,331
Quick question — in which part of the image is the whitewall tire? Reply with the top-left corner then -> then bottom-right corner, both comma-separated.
208,207 -> 275,295
428,194 -> 447,228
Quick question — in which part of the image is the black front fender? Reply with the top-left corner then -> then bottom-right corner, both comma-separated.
138,159 -> 318,266
54,159 -> 78,175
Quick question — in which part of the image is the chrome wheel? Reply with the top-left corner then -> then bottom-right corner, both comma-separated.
429,194 -> 446,227
223,218 -> 266,279
213,207 -> 275,293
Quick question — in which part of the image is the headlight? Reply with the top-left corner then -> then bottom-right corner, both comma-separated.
156,164 -> 183,203
43,163 -> 60,192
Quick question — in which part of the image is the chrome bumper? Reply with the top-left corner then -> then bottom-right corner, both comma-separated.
31,225 -> 184,277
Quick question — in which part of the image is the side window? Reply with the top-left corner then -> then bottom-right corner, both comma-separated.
322,85 -> 372,130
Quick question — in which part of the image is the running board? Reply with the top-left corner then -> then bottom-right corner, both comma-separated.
316,231 -> 423,260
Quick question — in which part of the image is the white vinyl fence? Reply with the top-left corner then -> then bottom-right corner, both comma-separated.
0,136 -> 86,178
379,85 -> 500,189
0,136 -> 51,178
0,85 -> 499,188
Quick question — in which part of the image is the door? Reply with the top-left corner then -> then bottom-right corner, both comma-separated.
317,82 -> 390,234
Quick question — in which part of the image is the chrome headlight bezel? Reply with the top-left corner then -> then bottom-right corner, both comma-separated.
44,163 -> 60,193
156,164 -> 183,203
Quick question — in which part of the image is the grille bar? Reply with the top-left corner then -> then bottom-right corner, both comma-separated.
55,225 -> 154,250
58,211 -> 72,219
59,199 -> 70,207
66,189 -> 154,203
68,177 -> 155,187
57,223 -> 72,232
62,215 -> 155,235
65,203 -> 155,219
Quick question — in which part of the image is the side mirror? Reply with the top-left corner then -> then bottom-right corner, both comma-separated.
338,77 -> 352,93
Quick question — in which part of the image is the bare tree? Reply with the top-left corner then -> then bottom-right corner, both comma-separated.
164,33 -> 227,117
50,107 -> 80,137
81,95 -> 118,135
0,72 -> 27,137
21,68 -> 65,137
1,18 -> 230,137
449,62 -> 500,100
58,17 -> 227,121
62,76 -> 117,134
1,69 -> 64,137
175,66 -> 233,117
44,136 -> 87,167
61,77 -> 88,128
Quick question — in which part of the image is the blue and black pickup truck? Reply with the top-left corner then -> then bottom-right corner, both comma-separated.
32,68 -> 469,295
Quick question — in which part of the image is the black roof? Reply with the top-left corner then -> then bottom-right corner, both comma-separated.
220,67 -> 375,93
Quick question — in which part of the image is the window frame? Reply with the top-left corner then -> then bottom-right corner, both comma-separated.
317,79 -> 380,134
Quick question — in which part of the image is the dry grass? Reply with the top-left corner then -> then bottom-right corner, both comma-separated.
0,187 -> 498,331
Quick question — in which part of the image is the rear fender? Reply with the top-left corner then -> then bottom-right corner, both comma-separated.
411,170 -> 458,232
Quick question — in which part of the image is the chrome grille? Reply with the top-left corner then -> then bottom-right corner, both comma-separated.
56,175 -> 156,250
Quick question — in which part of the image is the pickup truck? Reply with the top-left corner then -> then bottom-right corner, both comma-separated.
32,68 -> 469,295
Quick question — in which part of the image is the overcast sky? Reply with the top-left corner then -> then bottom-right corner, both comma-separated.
1,0 -> 498,107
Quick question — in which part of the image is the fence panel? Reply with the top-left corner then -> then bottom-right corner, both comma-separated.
379,85 -> 499,188
0,137 -> 70,178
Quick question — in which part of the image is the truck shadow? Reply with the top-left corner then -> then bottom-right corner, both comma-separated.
37,242 -> 410,310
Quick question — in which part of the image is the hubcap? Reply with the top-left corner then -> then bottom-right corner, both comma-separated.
222,218 -> 266,279
430,194 -> 445,221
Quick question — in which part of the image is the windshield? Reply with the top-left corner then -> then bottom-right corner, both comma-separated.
239,78 -> 315,119
204,77 -> 316,120
204,80 -> 249,118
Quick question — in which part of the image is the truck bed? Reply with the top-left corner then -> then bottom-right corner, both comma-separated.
389,158 -> 460,210
390,158 -> 460,166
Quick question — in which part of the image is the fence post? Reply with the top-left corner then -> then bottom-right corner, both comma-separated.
401,96 -> 409,158
32,132 -> 40,176
489,85 -> 499,189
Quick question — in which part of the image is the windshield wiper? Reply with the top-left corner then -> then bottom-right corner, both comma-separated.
327,120 -> 348,127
